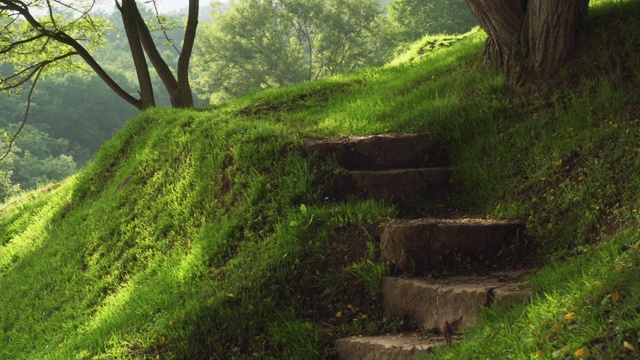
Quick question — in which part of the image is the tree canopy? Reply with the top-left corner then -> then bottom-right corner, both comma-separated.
0,0 -> 200,109
192,0 -> 394,103
388,0 -> 477,42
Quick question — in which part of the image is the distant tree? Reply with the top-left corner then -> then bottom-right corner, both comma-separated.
0,0 -> 199,109
192,0 -> 393,103
387,0 -> 477,41
0,0 -> 200,164
0,169 -> 20,201
29,73 -> 137,157
0,124 -> 77,190
465,0 -> 589,86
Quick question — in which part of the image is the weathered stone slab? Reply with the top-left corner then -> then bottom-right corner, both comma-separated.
382,271 -> 531,333
380,218 -> 525,275
334,334 -> 449,360
334,168 -> 450,201
305,132 -> 444,170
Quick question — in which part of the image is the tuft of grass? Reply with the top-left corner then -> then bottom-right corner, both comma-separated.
430,229 -> 640,359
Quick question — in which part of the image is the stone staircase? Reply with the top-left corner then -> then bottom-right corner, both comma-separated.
305,133 -> 532,359
305,133 -> 449,202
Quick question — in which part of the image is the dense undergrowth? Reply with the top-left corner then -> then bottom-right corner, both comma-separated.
2,0 -> 640,358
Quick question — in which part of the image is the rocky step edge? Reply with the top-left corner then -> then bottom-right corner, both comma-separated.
332,167 -> 451,202
304,132 -> 451,202
334,334 -> 454,360
335,270 -> 532,360
334,218 -> 529,359
381,218 -> 528,276
304,132 -> 447,170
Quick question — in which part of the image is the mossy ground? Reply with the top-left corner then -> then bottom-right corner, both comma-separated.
2,0 -> 640,358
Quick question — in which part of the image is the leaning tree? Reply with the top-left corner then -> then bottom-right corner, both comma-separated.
0,0 -> 199,109
0,0 -> 198,160
465,0 -> 590,86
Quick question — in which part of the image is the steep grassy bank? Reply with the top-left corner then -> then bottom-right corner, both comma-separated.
1,0 -> 640,358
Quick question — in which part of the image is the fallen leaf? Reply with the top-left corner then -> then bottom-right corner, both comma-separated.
574,346 -> 590,359
553,345 -> 570,358
564,312 -> 575,320
611,292 -> 620,304
624,341 -> 636,351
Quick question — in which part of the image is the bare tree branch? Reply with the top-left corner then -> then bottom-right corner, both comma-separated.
45,0 -> 58,28
1,0 -> 145,109
0,33 -> 49,55
52,0 -> 97,15
0,64 -> 44,162
118,0 -> 155,107
150,0 -> 181,55
1,0 -> 198,110
1,52 -> 77,90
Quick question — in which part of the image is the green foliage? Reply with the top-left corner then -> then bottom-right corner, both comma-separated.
27,73 -> 136,156
430,230 -> 640,359
1,0 -> 640,358
0,2 -> 108,87
349,258 -> 390,297
192,0 -> 394,103
388,29 -> 479,66
0,169 -> 19,201
387,0 -> 477,42
0,8 -> 193,190
0,124 -> 77,191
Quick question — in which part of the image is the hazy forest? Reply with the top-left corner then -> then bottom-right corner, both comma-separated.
0,0 -> 475,200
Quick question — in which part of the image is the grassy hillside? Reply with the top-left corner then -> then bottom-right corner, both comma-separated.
2,1 -> 640,358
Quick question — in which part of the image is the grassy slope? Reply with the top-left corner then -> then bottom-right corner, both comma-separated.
2,1 -> 640,358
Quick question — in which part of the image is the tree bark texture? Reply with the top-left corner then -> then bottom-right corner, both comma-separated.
120,0 -> 156,108
128,0 -> 197,108
173,0 -> 199,108
465,0 -> 589,86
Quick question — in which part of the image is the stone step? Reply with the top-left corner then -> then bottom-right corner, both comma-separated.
305,132 -> 446,170
334,334 -> 455,360
380,218 -> 526,275
333,167 -> 451,202
382,271 -> 532,334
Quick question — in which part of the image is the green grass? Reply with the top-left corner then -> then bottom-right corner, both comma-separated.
2,0 -> 640,358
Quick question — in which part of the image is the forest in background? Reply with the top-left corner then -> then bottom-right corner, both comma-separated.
0,0 -> 475,200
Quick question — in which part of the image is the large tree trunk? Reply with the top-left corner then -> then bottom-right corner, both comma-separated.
465,0 -> 589,87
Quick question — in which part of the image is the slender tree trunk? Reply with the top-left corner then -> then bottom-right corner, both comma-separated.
3,0 -> 197,110
120,0 -> 155,108
128,0 -> 197,108
174,0 -> 199,108
2,0 -> 145,109
465,0 -> 589,87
